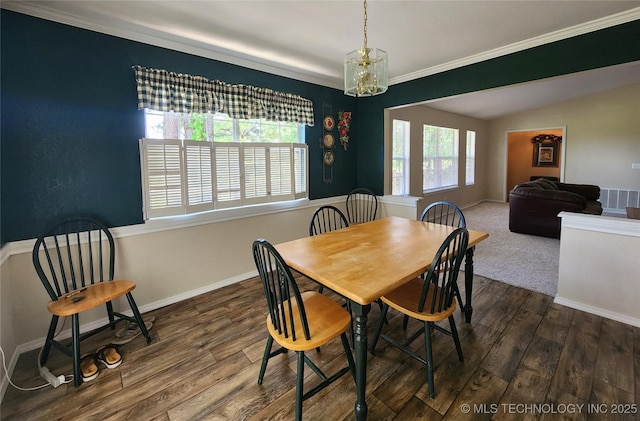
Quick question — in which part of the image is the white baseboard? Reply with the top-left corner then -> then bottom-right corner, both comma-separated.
1,270 -> 257,402
554,296 -> 640,328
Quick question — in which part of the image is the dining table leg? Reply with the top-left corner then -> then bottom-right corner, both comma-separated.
352,302 -> 371,420
463,246 -> 475,323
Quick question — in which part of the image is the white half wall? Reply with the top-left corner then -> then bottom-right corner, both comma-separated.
555,212 -> 640,327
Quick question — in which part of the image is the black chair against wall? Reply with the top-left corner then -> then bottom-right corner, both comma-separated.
309,205 -> 349,237
345,188 -> 378,224
253,239 -> 355,421
33,217 -> 151,387
369,227 -> 469,398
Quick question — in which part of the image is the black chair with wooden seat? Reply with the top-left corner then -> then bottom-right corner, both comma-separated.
33,217 -> 151,387
253,239 -> 355,421
308,205 -> 356,340
309,205 -> 349,296
370,227 -> 469,398
405,201 -> 467,330
345,188 -> 378,224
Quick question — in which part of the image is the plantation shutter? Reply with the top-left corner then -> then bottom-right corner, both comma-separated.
184,140 -> 214,213
269,145 -> 293,200
140,139 -> 308,220
213,144 -> 242,208
140,138 -> 184,218
293,144 -> 307,199
243,145 -> 268,204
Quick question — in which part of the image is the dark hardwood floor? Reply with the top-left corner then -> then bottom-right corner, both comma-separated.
2,274 -> 638,420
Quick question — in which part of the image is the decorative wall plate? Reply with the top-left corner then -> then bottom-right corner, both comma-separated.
323,150 -> 335,165
322,133 -> 335,148
323,115 -> 335,131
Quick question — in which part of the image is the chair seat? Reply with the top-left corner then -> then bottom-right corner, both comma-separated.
47,280 -> 136,317
381,278 -> 457,322
267,291 -> 352,351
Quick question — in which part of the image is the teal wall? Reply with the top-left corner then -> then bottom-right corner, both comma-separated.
1,9 -> 639,244
0,10 -> 356,244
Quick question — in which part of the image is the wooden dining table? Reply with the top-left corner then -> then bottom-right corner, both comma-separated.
275,216 -> 489,420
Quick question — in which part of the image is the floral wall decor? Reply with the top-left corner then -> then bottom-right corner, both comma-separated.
338,111 -> 351,150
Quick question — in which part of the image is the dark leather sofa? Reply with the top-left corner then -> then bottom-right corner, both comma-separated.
509,178 -> 602,238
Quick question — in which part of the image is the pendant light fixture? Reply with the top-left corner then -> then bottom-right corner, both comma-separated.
344,0 -> 388,97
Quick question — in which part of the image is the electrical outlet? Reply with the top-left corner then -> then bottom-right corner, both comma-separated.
632,163 -> 640,169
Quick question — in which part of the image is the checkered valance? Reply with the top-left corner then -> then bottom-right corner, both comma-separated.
132,65 -> 314,126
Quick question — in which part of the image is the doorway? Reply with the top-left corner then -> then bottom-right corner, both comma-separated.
506,127 -> 566,200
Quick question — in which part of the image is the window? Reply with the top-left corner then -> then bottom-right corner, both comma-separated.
423,124 -> 459,191
466,130 -> 476,186
141,110 -> 307,219
392,119 -> 410,195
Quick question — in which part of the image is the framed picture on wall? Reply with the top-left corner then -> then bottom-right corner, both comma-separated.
533,143 -> 558,167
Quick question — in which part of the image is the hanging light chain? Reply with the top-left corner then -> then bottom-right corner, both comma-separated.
363,0 -> 368,49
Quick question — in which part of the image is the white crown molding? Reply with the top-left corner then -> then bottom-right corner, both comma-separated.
3,3 -> 639,89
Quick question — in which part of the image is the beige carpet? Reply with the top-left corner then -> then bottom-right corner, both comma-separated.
463,201 -> 559,296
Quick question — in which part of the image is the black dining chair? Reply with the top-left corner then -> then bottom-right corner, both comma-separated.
420,200 -> 466,229
309,205 -> 349,296
369,227 -> 469,398
33,217 -> 151,386
309,204 -> 387,333
345,188 -> 378,224
309,205 -> 349,237
403,201 -> 468,330
253,239 -> 355,421
308,205 -> 357,340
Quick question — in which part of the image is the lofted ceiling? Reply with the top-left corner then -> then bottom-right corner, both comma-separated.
3,1 -> 640,118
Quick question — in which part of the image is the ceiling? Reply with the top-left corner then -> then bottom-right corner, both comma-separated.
3,1 -> 640,118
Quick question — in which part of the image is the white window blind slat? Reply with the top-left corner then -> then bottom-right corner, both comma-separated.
269,146 -> 293,199
184,140 -> 214,213
294,145 -> 307,199
140,138 -> 185,218
243,145 -> 268,203
214,144 -> 242,208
